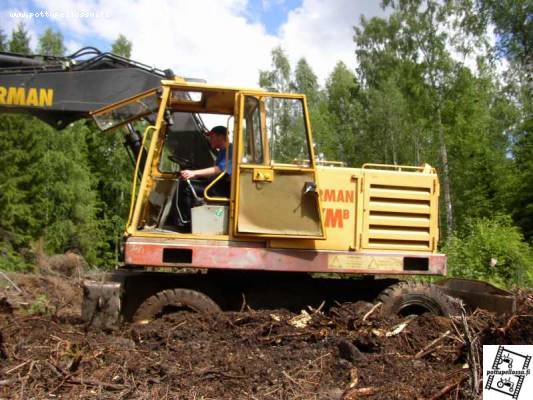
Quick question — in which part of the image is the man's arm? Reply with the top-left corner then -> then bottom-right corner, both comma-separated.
180,166 -> 221,180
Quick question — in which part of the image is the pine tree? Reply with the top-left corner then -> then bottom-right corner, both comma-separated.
452,0 -> 532,239
442,66 -> 519,227
323,62 -> 363,166
82,121 -> 133,265
111,34 -> 132,58
38,28 -> 66,56
9,22 -> 32,54
294,58 -> 320,106
0,115 -> 104,267
0,28 -> 7,51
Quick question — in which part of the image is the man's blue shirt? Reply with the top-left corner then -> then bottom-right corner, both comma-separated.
215,143 -> 232,176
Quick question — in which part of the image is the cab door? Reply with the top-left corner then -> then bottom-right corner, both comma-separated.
234,92 -> 325,239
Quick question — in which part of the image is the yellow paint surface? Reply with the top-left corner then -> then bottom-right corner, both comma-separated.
270,166 -> 359,250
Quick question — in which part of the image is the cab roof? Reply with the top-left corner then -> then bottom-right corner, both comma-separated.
163,79 -> 266,115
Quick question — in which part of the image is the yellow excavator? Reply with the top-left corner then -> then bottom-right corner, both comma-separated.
0,48 -> 514,327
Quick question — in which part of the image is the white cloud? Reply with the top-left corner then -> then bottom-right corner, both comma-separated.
29,0 -> 385,86
280,0 -> 386,84
1,5 -> 40,51
33,0 -> 276,86
64,39 -> 83,55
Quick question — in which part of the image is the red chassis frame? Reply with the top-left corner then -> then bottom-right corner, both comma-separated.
124,237 -> 446,276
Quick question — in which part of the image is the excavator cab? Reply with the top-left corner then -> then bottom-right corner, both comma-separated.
91,80 -> 325,240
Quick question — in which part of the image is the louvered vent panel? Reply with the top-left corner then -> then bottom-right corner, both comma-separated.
365,184 -> 432,251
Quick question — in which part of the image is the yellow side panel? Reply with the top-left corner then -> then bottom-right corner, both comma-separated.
269,165 -> 440,254
269,167 -> 358,250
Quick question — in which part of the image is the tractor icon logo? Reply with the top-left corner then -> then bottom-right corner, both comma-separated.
496,353 -> 514,370
497,377 -> 515,393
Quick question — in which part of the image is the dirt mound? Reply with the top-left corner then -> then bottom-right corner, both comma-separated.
477,289 -> 533,345
0,275 -> 530,399
0,272 -> 81,318
35,249 -> 88,278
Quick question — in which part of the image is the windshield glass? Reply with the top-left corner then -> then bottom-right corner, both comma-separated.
92,90 -> 159,132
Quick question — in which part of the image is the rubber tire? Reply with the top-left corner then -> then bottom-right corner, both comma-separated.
377,281 -> 461,317
133,288 -> 221,322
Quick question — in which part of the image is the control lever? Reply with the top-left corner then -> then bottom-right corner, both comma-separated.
186,179 -> 204,206
169,154 -> 203,203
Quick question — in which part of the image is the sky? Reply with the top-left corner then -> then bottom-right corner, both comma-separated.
1,0 -> 387,87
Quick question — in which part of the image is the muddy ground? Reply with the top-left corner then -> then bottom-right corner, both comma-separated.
0,270 -> 531,400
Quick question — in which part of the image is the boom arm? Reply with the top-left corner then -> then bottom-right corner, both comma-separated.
0,47 -> 180,128
0,47 -> 213,171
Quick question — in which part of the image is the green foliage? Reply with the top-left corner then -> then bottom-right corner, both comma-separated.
0,25 -> 136,270
0,29 -> 6,51
365,75 -> 412,165
321,62 -> 363,166
0,115 -> 105,267
0,115 -> 48,246
513,112 -> 533,240
455,0 -> 532,66
452,0 -> 532,240
444,215 -> 533,288
441,66 -> 518,226
352,0 -> 527,241
294,58 -> 320,106
0,115 -> 130,270
259,46 -> 292,92
259,50 -> 324,163
38,28 -> 66,56
9,22 -> 31,54
27,294 -> 52,315
266,98 -> 309,163
0,238 -> 29,272
111,34 -> 132,58
82,121 -> 133,266
293,58 -> 330,160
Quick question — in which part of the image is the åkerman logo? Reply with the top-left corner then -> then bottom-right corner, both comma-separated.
483,345 -> 532,399
0,86 -> 54,107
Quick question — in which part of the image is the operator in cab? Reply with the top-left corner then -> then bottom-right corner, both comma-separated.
179,125 -> 232,231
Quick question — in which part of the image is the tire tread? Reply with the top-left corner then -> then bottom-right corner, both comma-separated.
377,281 -> 461,316
133,288 -> 221,322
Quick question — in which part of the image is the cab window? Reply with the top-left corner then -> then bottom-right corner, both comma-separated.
241,96 -> 264,164
265,97 -> 310,167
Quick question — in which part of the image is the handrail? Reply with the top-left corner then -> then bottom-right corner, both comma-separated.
292,158 -> 346,167
203,171 -> 230,202
203,116 -> 233,203
362,163 -> 435,174
126,125 -> 156,228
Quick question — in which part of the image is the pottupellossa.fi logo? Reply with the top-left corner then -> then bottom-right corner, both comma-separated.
484,345 -> 532,399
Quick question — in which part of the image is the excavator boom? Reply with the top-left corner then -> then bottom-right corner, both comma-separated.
0,47 -> 175,128
0,47 -> 213,172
